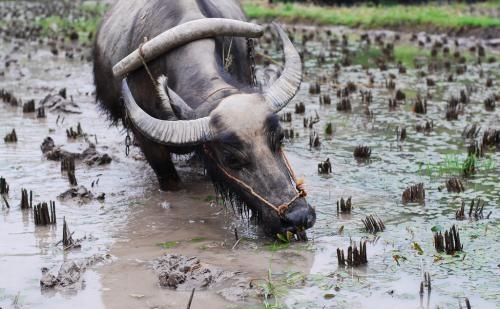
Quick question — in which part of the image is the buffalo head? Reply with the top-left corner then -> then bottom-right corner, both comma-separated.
120,23 -> 315,236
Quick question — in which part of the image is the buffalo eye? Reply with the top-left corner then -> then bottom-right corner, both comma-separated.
222,149 -> 249,170
270,129 -> 284,152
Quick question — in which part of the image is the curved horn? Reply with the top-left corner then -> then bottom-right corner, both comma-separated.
122,79 -> 213,146
156,75 -> 196,120
113,18 -> 264,77
264,23 -> 303,113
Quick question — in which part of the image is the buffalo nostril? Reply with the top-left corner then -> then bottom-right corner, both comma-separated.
285,204 -> 316,229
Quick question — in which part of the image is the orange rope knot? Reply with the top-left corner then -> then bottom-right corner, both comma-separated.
295,178 -> 307,197
277,204 -> 289,217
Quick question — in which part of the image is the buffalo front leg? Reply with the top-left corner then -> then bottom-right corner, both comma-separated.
132,128 -> 181,191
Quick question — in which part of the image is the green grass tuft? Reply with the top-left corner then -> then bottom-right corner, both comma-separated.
351,47 -> 383,68
157,241 -> 179,249
190,237 -> 208,243
35,3 -> 108,43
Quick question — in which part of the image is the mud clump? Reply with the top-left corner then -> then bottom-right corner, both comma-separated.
83,151 -> 112,167
40,137 -> 111,166
40,137 -> 77,161
40,254 -> 109,290
217,285 -> 252,302
153,254 -> 234,290
58,186 -> 98,203
40,92 -> 80,114
40,136 -> 56,153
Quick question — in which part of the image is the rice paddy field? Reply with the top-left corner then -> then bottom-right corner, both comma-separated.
0,1 -> 499,308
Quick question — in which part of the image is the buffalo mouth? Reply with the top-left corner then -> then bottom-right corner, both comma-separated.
207,168 -> 316,238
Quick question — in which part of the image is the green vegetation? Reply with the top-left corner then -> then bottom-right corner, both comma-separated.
259,266 -> 287,309
243,2 -> 500,30
351,47 -> 383,68
157,236 -> 209,248
393,45 -> 430,68
35,3 -> 108,43
263,242 -> 290,252
418,154 -> 496,177
276,231 -> 294,243
190,236 -> 208,242
157,241 -> 179,249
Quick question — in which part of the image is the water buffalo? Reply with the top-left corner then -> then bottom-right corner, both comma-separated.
93,0 -> 315,236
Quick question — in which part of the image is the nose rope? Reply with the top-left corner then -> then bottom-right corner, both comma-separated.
203,146 -> 307,217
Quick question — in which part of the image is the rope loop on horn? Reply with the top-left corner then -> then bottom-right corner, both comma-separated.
138,37 -> 158,87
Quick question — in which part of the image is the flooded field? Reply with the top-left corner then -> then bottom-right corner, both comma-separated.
1,1 -> 499,308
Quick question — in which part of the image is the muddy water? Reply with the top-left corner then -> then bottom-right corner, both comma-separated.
1,25 -> 499,309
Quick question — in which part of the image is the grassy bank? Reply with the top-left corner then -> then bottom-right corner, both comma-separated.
243,1 -> 500,31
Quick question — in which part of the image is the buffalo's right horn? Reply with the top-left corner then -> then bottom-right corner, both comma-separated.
264,23 -> 303,113
122,79 -> 213,146
113,18 -> 264,77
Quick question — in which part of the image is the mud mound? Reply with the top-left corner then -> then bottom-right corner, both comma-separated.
152,254 -> 235,290
40,254 -> 110,290
40,137 -> 111,165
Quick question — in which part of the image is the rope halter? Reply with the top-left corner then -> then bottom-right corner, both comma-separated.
204,145 -> 307,218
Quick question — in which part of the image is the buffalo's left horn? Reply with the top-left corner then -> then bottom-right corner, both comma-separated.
113,18 -> 264,77
264,23 -> 303,113
122,79 -> 213,146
